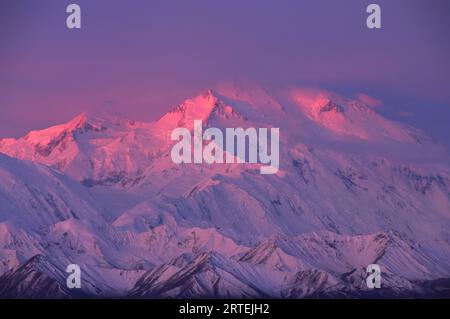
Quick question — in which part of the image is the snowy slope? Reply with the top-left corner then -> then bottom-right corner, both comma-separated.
0,84 -> 449,298
0,113 -> 167,187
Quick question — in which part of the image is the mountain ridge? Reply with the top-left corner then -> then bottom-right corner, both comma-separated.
0,84 -> 449,298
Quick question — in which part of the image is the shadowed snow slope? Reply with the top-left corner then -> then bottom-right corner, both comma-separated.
0,84 -> 449,298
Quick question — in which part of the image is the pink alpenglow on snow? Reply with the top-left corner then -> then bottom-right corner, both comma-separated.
2,0 -> 450,299
0,84 -> 449,298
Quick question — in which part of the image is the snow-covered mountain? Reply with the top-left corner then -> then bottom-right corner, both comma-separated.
0,83 -> 449,298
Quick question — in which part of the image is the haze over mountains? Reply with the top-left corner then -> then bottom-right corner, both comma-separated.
0,83 -> 449,298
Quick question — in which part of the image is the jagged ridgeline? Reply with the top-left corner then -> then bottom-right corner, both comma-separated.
0,84 -> 449,298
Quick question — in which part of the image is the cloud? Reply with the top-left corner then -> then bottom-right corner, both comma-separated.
354,93 -> 384,109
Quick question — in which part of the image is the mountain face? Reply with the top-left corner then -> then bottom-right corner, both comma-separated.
0,83 -> 449,298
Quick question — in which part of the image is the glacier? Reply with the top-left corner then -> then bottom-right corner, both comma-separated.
0,83 -> 449,298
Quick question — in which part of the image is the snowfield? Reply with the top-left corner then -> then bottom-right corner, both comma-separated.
0,83 -> 449,298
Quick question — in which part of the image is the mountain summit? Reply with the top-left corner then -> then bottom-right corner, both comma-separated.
0,84 -> 449,298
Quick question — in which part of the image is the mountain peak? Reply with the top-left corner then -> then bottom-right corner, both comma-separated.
157,89 -> 246,130
64,111 -> 134,131
66,112 -> 89,130
19,113 -> 109,152
201,88 -> 217,101
289,87 -> 433,143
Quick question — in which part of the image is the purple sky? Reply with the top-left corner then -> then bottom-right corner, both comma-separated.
1,0 -> 450,145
